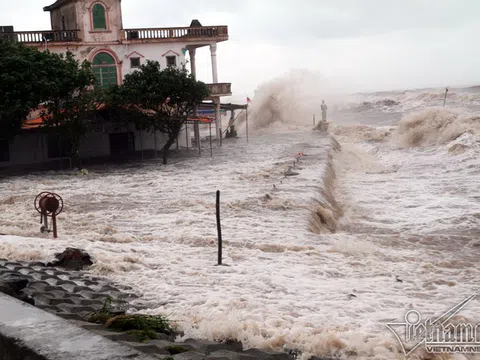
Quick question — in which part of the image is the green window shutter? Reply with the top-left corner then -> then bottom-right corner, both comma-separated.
92,52 -> 117,89
92,4 -> 107,30
93,52 -> 115,65
93,67 -> 103,87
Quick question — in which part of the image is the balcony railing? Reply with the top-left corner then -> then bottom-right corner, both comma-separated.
207,83 -> 232,97
124,26 -> 228,41
0,26 -> 228,44
0,30 -> 79,43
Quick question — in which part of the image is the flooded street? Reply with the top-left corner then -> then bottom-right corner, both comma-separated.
1,87 -> 480,359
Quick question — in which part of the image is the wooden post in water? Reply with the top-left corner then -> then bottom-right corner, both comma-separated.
197,122 -> 201,157
216,190 -> 223,265
209,122 -> 213,157
443,87 -> 449,107
246,106 -> 249,142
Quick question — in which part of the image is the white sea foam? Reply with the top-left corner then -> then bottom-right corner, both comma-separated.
0,79 -> 479,359
335,86 -> 480,114
391,107 -> 480,148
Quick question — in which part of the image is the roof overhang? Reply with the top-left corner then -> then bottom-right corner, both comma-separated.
199,102 -> 248,111
43,0 -> 75,11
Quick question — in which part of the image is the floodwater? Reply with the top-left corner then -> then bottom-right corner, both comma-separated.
0,85 -> 479,359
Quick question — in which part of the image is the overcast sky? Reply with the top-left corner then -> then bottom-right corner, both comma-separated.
1,0 -> 479,99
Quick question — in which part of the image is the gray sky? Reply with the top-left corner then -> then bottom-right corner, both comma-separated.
1,0 -> 479,99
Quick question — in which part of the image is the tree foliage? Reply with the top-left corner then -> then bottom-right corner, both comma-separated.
0,40 -> 55,141
40,52 -> 97,165
0,40 -> 97,167
1,41 -> 209,167
109,61 -> 209,164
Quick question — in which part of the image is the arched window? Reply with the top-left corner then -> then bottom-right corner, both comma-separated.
92,52 -> 117,89
92,3 -> 107,30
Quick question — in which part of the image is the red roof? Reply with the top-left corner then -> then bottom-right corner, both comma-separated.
22,104 -> 212,129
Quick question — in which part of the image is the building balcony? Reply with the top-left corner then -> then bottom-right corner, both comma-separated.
0,25 -> 228,45
206,83 -> 232,98
0,30 -> 80,44
123,26 -> 228,43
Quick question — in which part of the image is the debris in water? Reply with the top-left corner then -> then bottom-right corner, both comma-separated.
262,194 -> 273,202
284,167 -> 300,177
47,248 -> 94,271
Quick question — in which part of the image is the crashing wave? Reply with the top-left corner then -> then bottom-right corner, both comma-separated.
309,137 -> 344,234
343,99 -> 401,113
332,124 -> 393,142
446,132 -> 479,155
238,69 -> 344,130
392,107 -> 480,147
339,87 -> 480,114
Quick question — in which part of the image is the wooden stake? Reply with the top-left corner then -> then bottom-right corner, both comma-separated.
246,105 -> 249,142
216,190 -> 222,266
210,122 -> 213,157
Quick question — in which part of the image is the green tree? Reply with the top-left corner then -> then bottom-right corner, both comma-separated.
110,61 -> 209,164
0,39 -> 54,141
0,40 -> 98,167
40,52 -> 97,167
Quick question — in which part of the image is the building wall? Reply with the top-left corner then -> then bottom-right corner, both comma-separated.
75,0 -> 123,43
0,126 -> 197,168
8,133 -> 47,165
46,43 -> 187,84
135,130 -> 171,152
39,1 -> 208,84
50,3 -> 78,31
176,126 -> 193,148
78,131 -> 110,158
121,43 -> 187,78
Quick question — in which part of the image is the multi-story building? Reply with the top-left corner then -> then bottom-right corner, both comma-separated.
0,0 -> 232,169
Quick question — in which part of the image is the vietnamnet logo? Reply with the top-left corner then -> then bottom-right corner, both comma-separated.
386,294 -> 480,356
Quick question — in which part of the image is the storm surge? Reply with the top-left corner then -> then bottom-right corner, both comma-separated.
331,107 -> 479,152
337,86 -> 480,113
392,107 -> 480,148
309,138 -> 344,234
236,69 -> 344,131
236,72 -> 348,235
1,71 -> 480,360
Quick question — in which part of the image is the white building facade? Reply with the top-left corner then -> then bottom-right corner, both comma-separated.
0,0 -> 231,169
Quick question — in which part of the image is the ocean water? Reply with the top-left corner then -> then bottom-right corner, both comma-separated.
0,83 -> 479,359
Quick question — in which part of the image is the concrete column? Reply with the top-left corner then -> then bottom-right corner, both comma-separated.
210,43 -> 218,83
229,110 -> 235,127
215,98 -> 222,146
189,47 -> 196,77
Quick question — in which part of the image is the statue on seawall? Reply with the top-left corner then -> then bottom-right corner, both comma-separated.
313,100 -> 330,132
321,100 -> 328,121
